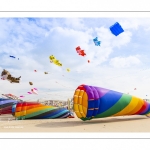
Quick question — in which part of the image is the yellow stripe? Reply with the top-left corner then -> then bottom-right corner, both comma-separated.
20,105 -> 27,116
15,106 -> 52,117
77,90 -> 85,118
73,90 -> 80,104
74,104 -> 82,118
113,96 -> 139,116
73,95 -> 78,104
82,91 -> 88,116
73,89 -> 82,118
126,98 -> 144,115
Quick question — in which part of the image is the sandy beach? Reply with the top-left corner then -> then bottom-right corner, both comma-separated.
0,114 -> 150,132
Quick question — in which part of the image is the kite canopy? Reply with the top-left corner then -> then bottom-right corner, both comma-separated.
109,22 -> 124,36
93,37 -> 101,46
10,55 -> 19,60
1,69 -> 21,83
73,84 -> 150,121
67,68 -> 70,72
27,88 -> 38,95
0,98 -> 18,115
49,55 -> 62,66
76,46 -> 86,56
29,82 -> 33,85
12,101 -> 72,120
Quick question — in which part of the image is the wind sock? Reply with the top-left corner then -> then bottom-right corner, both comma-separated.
12,101 -> 73,120
73,84 -> 150,121
0,98 -> 18,115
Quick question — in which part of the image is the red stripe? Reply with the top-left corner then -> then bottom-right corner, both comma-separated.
133,101 -> 147,115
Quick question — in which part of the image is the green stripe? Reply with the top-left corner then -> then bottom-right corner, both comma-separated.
94,94 -> 132,118
24,107 -> 57,119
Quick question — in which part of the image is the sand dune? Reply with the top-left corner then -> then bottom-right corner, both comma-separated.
0,114 -> 150,132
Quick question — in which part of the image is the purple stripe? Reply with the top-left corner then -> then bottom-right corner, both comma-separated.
94,86 -> 109,99
83,85 -> 94,100
89,86 -> 99,99
0,100 -> 17,105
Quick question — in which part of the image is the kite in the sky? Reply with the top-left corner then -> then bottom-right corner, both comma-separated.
88,60 -> 90,63
1,69 -> 21,83
67,68 -> 70,72
49,55 -> 62,66
44,72 -> 48,74
29,82 -> 33,85
34,70 -> 37,72
76,46 -> 86,56
28,88 -> 38,94
93,37 -> 101,46
20,95 -> 24,98
109,22 -> 124,36
10,55 -> 19,60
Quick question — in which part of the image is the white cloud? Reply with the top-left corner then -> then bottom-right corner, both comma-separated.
1,18 -> 150,101
110,55 -> 141,68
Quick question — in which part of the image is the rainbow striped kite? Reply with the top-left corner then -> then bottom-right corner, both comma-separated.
73,84 -> 150,121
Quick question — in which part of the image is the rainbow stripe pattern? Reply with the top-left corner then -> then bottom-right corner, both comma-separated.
73,84 -> 150,121
0,98 -> 18,115
12,101 -> 71,120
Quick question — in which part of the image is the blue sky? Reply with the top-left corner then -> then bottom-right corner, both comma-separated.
1,18 -> 150,101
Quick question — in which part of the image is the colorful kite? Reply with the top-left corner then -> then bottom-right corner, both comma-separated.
109,22 -> 124,36
12,101 -> 74,120
49,55 -> 62,66
67,68 -> 70,72
28,88 -> 38,95
93,37 -> 101,46
0,98 -> 18,115
20,96 -> 24,98
76,46 -> 86,56
1,69 -> 21,83
73,84 -> 150,121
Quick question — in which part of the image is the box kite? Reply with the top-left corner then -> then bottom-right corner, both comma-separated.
109,22 -> 124,36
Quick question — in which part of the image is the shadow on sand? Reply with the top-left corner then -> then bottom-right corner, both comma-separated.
35,116 -> 148,128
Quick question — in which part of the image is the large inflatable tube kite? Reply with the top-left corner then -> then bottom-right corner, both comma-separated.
0,98 -> 18,115
73,84 -> 150,121
12,101 -> 72,120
